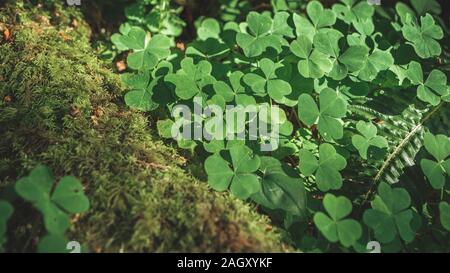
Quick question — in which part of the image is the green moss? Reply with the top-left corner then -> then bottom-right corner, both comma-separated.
0,1 -> 289,252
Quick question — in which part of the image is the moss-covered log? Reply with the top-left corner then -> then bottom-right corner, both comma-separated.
0,1 -> 288,252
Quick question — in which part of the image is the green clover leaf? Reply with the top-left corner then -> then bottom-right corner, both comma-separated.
352,121 -> 388,160
299,143 -> 347,192
121,72 -> 158,111
290,36 -> 333,79
312,28 -> 350,80
271,11 -> 295,38
402,14 -> 443,59
356,49 -> 394,81
314,194 -> 362,247
420,133 -> 450,190
205,146 -> 261,200
165,58 -> 215,100
293,1 -> 336,41
406,61 -> 448,106
338,45 -> 370,73
252,157 -> 306,216
37,234 -> 70,253
157,119 -> 175,139
363,182 -> 416,243
236,12 -> 275,57
410,0 -> 442,16
15,165 -> 90,235
439,202 -> 450,231
197,18 -> 221,41
332,0 -> 374,25
243,58 -> 292,100
236,12 -> 292,57
113,26 -> 171,70
213,71 -> 256,106
0,200 -> 13,251
298,88 -> 347,140
186,38 -> 230,59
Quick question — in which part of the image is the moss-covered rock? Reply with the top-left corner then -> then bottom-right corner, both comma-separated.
0,1 -> 288,252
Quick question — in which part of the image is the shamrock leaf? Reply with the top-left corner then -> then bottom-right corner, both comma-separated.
197,18 -> 221,40
352,121 -> 388,159
338,45 -> 370,73
410,0 -> 442,16
363,182 -> 416,243
51,176 -> 90,214
420,133 -> 450,190
298,88 -> 347,140
406,61 -> 448,106
402,14 -> 443,59
165,58 -> 215,100
0,200 -> 13,251
121,72 -> 158,111
314,194 -> 362,247
37,234 -> 70,253
312,28 -> 350,80
213,71 -> 256,106
205,146 -> 260,200
332,0 -> 374,25
15,165 -> 90,235
271,12 -> 295,38
186,38 -> 230,59
236,12 -> 290,57
111,23 -> 132,51
157,119 -> 175,139
113,26 -> 171,70
356,49 -> 394,81
293,1 -> 336,41
439,202 -> 450,231
252,157 -> 306,216
290,36 -> 333,79
243,58 -> 292,100
299,143 -> 347,192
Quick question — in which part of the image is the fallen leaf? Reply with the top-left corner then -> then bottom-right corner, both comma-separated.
116,60 -> 127,72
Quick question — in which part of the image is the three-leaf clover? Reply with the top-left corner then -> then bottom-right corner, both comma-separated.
298,88 -> 348,140
113,26 -> 171,70
420,133 -> 450,190
352,121 -> 388,159
363,182 -> 416,243
236,12 -> 272,57
205,146 -> 260,200
332,0 -> 374,25
15,165 -> 90,235
293,1 -> 336,41
314,194 -> 362,247
165,58 -> 215,100
236,12 -> 292,57
356,49 -> 394,81
402,14 -> 443,59
299,143 -> 347,192
252,157 -> 306,216
312,28 -> 347,80
406,61 -> 448,106
243,58 -> 292,100
121,72 -> 158,111
213,71 -> 256,106
0,200 -> 13,251
290,36 -> 333,79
